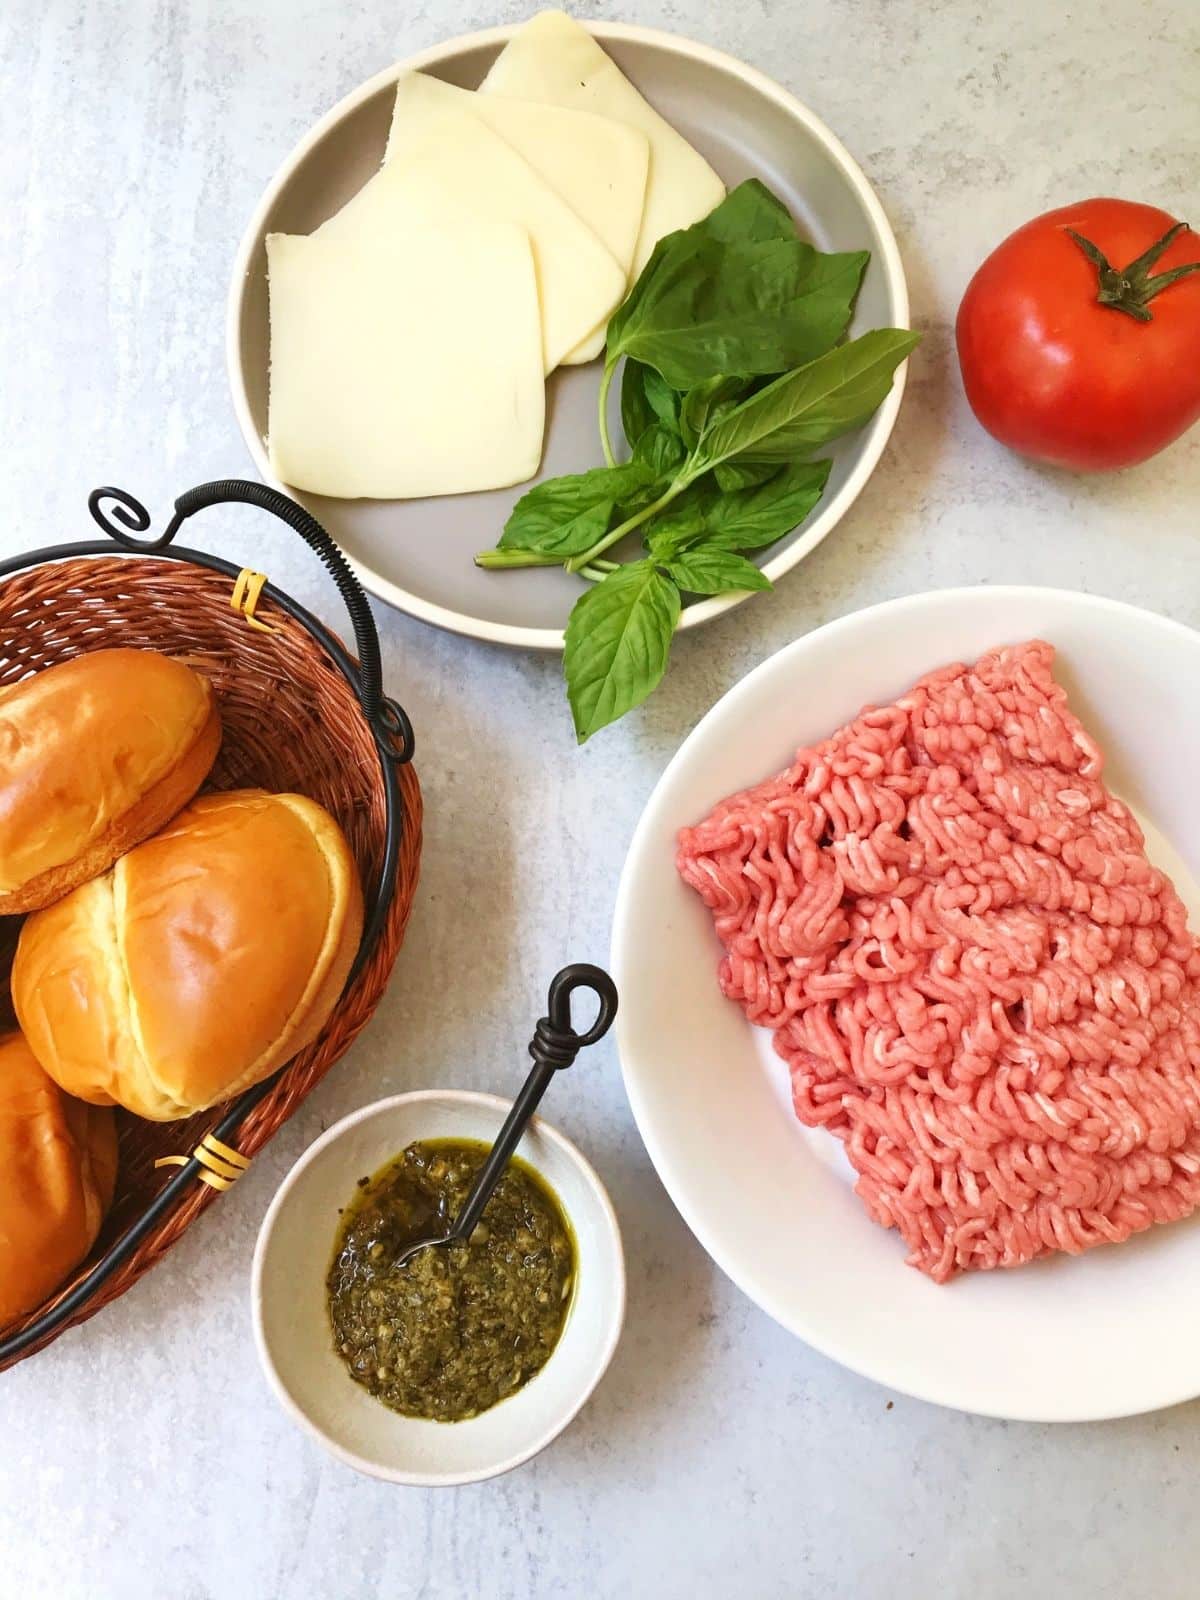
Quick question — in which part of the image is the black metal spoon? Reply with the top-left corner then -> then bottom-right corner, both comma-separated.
391,963 -> 618,1270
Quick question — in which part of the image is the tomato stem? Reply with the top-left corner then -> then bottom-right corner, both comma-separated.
1067,221 -> 1200,323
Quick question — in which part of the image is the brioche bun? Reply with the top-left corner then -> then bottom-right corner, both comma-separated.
0,648 -> 221,915
13,789 -> 362,1120
0,1029 -> 117,1325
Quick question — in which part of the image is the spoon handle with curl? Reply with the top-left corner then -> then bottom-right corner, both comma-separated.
446,964 -> 619,1243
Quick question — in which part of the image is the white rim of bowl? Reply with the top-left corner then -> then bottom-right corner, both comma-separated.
226,20 -> 911,653
612,584 -> 1200,1423
250,1089 -> 627,1484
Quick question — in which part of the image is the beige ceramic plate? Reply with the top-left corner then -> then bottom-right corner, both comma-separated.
228,22 -> 909,649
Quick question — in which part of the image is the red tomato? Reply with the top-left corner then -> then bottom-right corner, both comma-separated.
956,198 -> 1200,470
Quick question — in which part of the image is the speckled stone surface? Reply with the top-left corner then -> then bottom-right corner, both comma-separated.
2,2 -> 1199,1595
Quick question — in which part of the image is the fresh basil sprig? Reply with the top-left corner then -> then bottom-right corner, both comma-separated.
475,179 -> 921,741
565,330 -> 918,576
595,181 -> 866,465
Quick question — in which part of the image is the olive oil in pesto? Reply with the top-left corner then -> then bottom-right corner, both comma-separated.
327,1138 -> 575,1422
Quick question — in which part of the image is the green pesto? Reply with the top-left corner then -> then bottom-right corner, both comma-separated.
327,1138 -> 575,1423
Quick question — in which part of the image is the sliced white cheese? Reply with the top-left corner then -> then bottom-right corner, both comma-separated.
385,72 -> 649,285
480,9 -> 726,278
328,102 -> 624,373
266,221 -> 544,499
560,318 -> 610,366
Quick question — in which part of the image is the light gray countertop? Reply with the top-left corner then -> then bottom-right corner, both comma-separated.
2,2 -> 1199,1595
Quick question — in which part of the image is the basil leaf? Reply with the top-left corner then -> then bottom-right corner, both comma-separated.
633,424 -> 687,478
564,561 -> 681,742
642,367 -> 683,434
679,375 -> 749,448
607,235 -> 869,391
622,361 -> 684,459
690,329 -> 920,473
646,460 -> 831,559
620,359 -> 655,449
691,178 -> 796,244
606,184 -> 768,365
699,460 -> 832,549
639,497 -> 709,561
501,496 -> 614,560
499,461 -> 655,558
713,459 -> 781,492
662,548 -> 772,595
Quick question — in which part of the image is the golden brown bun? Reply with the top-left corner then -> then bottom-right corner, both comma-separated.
13,790 -> 363,1121
0,648 -> 221,916
0,1029 -> 117,1325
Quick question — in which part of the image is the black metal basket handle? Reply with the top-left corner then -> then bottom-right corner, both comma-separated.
87,480 -> 414,764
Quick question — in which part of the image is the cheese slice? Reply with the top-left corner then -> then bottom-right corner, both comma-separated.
328,102 -> 624,373
480,10 -> 726,279
266,220 -> 544,499
385,72 -> 649,284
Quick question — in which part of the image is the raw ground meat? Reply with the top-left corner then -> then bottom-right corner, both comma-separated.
677,641 -> 1200,1281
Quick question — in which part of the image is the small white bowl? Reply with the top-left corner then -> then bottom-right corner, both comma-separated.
251,1090 -> 625,1485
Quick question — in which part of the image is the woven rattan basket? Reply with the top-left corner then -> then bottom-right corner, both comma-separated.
0,479 -> 422,1370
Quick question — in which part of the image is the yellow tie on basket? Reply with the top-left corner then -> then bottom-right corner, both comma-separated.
230,568 -> 276,633
154,1133 -> 251,1192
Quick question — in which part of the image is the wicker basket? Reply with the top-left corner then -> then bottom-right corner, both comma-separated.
0,479 -> 422,1370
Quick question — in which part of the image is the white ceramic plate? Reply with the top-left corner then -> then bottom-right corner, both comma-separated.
252,1091 -> 625,1484
227,21 -> 908,650
612,586 -> 1200,1422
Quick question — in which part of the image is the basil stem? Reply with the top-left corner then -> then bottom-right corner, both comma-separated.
563,477 -> 692,574
475,547 -> 576,570
598,360 -> 619,468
